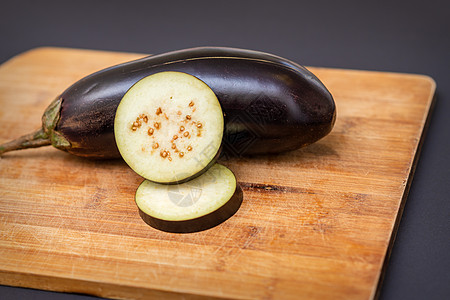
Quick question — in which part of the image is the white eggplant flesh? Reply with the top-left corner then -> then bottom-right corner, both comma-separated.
135,164 -> 242,233
115,71 -> 224,184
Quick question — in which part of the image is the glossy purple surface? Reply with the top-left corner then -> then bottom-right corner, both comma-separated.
57,47 -> 335,158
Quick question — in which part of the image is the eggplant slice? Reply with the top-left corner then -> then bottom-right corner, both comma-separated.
114,72 -> 224,184
135,164 -> 243,233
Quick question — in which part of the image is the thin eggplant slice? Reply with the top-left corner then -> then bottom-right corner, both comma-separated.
135,164 -> 243,233
114,71 -> 224,184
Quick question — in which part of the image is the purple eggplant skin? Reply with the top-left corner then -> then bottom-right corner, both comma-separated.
0,47 -> 336,158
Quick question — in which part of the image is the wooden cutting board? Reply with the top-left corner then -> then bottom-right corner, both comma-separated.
0,48 -> 435,300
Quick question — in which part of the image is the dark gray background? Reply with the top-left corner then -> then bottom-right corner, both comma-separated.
1,0 -> 449,299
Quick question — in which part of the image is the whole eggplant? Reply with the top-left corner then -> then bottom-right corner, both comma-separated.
0,47 -> 336,158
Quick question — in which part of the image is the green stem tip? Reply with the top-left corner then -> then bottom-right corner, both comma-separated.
0,128 -> 52,156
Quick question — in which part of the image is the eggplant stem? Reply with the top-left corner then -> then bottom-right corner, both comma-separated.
0,128 -> 51,156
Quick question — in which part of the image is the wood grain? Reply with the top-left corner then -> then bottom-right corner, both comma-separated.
0,48 -> 435,299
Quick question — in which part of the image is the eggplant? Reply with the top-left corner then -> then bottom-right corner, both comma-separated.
0,47 -> 336,158
114,71 -> 224,184
135,163 -> 243,233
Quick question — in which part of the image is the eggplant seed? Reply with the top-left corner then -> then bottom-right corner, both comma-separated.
139,114 -> 148,123
160,150 -> 168,158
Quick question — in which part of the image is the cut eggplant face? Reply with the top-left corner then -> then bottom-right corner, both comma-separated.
135,164 -> 243,233
114,72 -> 224,184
